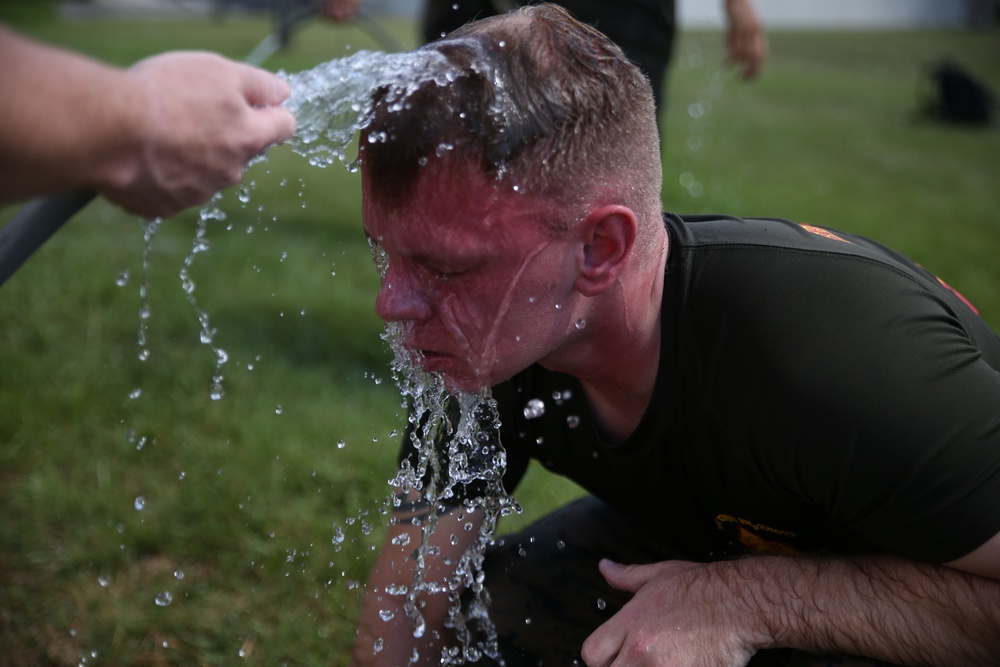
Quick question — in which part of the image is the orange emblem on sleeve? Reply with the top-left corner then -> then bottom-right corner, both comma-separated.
800,223 -> 850,244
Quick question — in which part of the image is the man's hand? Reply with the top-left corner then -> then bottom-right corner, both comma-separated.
582,554 -> 1000,667
321,0 -> 362,22
104,52 -> 296,219
723,0 -> 767,80
580,559 -> 762,667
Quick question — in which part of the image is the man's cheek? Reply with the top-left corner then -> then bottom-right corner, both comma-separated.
440,295 -> 505,358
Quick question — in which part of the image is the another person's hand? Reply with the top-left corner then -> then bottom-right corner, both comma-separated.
724,0 -> 767,81
104,52 -> 296,219
321,0 -> 362,22
581,559 -> 762,667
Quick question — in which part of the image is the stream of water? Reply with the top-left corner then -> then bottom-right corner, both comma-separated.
282,49 -> 519,665
118,47 -> 521,664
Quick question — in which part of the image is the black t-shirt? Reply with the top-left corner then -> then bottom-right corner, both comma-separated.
405,214 -> 1000,564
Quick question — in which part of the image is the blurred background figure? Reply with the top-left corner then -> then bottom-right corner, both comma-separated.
321,0 -> 767,112
421,0 -> 767,111
268,0 -> 361,47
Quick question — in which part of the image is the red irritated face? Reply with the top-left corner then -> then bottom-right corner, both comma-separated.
363,161 -> 586,393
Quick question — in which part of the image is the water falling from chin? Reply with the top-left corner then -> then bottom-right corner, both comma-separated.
382,321 -> 521,665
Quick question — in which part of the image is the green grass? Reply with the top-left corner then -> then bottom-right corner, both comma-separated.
1,12 -> 999,666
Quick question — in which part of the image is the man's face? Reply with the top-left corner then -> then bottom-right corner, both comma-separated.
363,162 -> 582,392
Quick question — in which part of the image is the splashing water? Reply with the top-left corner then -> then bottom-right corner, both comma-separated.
278,49 -> 523,664
280,48 -> 467,170
379,319 -> 520,665
136,218 -> 161,363
180,194 -> 230,400
160,47 -> 518,662
176,48 -> 475,399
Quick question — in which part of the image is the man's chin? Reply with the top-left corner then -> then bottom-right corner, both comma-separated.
435,369 -> 491,396
399,349 -> 512,395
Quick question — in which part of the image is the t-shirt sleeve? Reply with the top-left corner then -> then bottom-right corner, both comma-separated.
714,249 -> 1000,564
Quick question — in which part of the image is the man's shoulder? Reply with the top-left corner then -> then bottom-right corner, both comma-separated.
666,212 -> 880,256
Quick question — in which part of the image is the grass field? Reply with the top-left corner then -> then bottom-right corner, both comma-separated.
1,6 -> 998,666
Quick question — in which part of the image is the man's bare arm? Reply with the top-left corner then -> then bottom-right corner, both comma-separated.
0,26 -> 294,218
352,490 -> 485,667
583,552 -> 1000,667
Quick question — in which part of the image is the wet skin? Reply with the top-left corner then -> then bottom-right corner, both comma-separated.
363,162 -> 588,393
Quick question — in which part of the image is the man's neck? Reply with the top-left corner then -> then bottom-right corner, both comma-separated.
545,232 -> 668,444
577,312 -> 662,445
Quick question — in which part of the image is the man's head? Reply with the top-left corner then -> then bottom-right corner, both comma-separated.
361,3 -> 661,225
360,4 -> 664,391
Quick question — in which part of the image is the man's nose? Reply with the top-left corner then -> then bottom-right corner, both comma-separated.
374,267 -> 432,322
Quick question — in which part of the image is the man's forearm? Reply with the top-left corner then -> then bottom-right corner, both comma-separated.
352,500 -> 486,667
727,555 -> 1000,666
0,26 -> 143,202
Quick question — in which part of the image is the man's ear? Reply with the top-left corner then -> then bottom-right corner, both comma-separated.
574,205 -> 637,297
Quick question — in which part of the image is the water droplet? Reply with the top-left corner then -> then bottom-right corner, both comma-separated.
210,375 -> 225,401
173,570 -> 184,580
115,271 -> 130,287
134,496 -> 146,511
337,440 -> 346,449
574,318 -> 587,330
275,405 -> 283,415
523,398 -> 545,420
332,528 -> 345,545
128,388 -> 142,401
379,609 -> 395,621
597,598 -> 607,610
688,101 -> 706,119
567,415 -> 581,429
154,591 -> 172,607
98,575 -> 111,587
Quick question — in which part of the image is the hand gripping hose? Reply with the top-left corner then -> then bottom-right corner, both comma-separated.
0,2 -> 400,288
